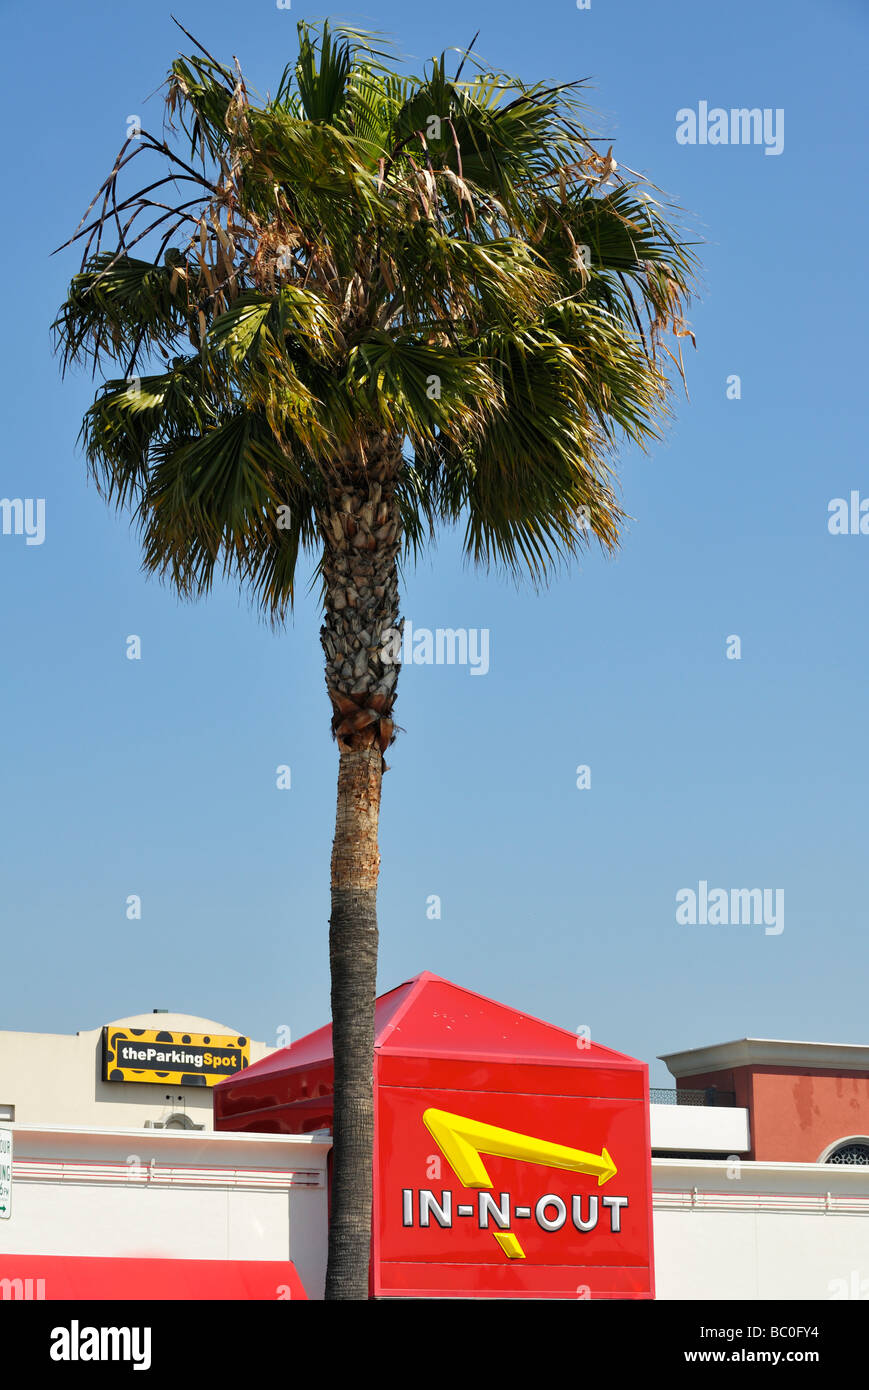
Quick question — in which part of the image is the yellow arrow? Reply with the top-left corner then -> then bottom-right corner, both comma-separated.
422,1108 -> 617,1189
493,1231 -> 525,1259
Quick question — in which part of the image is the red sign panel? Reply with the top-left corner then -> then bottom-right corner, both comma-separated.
214,971 -> 654,1299
374,1078 -> 653,1299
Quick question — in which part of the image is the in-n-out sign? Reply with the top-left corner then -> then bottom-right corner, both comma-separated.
377,1073 -> 653,1298
401,1109 -> 628,1260
213,971 -> 655,1299
0,1126 -> 12,1220
403,1185 -> 629,1238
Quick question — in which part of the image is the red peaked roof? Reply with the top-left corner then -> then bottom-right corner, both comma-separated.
219,971 -> 638,1088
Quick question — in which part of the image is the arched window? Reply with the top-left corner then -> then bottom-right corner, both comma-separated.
163,1112 -> 199,1130
821,1137 -> 869,1165
145,1112 -> 203,1130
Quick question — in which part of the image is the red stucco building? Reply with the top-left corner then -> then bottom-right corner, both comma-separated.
659,1039 -> 869,1165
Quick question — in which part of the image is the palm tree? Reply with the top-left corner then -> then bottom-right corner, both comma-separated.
53,19 -> 697,1299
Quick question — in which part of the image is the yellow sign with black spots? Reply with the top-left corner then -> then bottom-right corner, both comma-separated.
102,1026 -> 250,1088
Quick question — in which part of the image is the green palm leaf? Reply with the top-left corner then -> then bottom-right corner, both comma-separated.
53,18 -> 698,610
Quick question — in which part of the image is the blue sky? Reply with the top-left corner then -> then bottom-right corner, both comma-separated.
2,0 -> 866,1085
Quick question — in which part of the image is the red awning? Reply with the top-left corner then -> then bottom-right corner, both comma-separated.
0,1255 -> 307,1300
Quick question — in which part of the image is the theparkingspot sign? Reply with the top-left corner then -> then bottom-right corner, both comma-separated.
102,1026 -> 250,1088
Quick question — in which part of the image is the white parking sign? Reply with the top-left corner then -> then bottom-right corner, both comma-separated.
0,1126 -> 11,1219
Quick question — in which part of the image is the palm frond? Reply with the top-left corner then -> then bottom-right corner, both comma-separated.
53,20 -> 699,610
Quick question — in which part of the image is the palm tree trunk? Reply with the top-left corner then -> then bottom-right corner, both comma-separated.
320,431 -> 402,1300
326,744 -> 381,1299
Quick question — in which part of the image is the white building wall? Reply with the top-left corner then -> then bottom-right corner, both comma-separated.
653,1158 -> 869,1300
650,1104 -> 750,1153
4,1126 -> 867,1301
0,1125 -> 330,1300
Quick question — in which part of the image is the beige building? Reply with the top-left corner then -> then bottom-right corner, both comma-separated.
0,1011 -> 275,1131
